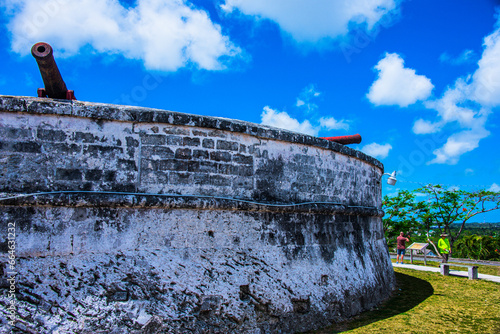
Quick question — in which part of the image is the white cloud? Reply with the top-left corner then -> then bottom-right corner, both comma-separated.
419,79 -> 491,165
417,21 -> 500,165
319,117 -> 349,131
361,142 -> 392,159
412,119 -> 441,134
424,79 -> 479,127
4,0 -> 241,71
464,168 -> 474,175
471,26 -> 500,106
261,106 -> 318,136
367,53 -> 434,107
296,84 -> 321,114
222,0 -> 400,43
261,84 -> 350,136
439,49 -> 475,65
260,108 -> 349,136
428,125 -> 490,165
489,183 -> 500,192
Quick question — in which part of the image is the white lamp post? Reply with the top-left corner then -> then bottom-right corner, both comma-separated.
382,171 -> 397,186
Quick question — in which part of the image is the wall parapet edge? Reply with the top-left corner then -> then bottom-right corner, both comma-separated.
0,95 -> 383,171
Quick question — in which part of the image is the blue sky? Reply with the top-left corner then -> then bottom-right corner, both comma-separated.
1,0 -> 500,221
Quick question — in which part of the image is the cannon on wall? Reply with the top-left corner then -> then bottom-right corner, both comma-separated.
320,133 -> 362,145
31,42 -> 76,100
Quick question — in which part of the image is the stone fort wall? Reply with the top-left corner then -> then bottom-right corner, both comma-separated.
0,95 -> 395,333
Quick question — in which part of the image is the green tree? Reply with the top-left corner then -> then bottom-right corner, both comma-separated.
416,184 -> 500,253
382,190 -> 424,248
383,185 -> 500,257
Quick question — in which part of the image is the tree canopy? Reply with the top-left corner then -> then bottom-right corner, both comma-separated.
383,184 -> 500,257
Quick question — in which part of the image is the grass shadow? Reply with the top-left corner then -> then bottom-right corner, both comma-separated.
311,272 -> 434,333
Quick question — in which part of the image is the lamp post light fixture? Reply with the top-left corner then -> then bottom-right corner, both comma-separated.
382,171 -> 397,186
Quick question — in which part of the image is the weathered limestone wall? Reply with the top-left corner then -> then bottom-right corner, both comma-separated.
0,96 -> 395,333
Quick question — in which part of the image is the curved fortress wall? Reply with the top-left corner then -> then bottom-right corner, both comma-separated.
0,96 -> 395,333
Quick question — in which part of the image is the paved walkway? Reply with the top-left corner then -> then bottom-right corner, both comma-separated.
392,262 -> 500,283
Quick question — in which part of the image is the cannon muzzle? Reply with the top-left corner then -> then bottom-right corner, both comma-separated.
320,134 -> 362,145
31,42 -> 75,100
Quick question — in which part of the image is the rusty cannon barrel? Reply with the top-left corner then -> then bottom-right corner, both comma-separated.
31,42 -> 75,100
320,133 -> 362,145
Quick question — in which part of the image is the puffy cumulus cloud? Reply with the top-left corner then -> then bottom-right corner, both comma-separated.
319,117 -> 349,131
428,124 -> 490,165
361,142 -> 392,159
260,82 -> 352,136
412,119 -> 441,135
417,22 -> 500,165
260,106 -> 317,136
413,78 -> 479,134
367,53 -> 434,107
260,107 -> 349,136
471,26 -> 500,106
489,183 -> 500,192
418,80 -> 491,164
4,0 -> 241,71
221,0 -> 399,43
261,84 -> 351,136
364,22 -> 500,165
424,80 -> 477,126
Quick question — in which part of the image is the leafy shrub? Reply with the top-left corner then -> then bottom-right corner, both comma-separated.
453,234 -> 500,260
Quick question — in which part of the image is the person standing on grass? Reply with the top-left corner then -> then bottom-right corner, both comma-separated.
396,232 -> 410,264
438,233 -> 451,263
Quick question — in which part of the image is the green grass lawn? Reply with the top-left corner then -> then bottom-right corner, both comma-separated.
311,266 -> 500,333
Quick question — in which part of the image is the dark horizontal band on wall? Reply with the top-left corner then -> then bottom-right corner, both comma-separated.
0,191 -> 384,217
0,95 -> 383,170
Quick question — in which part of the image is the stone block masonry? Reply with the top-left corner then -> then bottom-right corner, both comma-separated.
0,95 -> 395,333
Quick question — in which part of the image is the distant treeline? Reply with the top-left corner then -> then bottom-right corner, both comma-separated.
450,222 -> 500,237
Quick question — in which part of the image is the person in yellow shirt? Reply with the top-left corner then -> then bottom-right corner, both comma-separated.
438,233 -> 451,263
